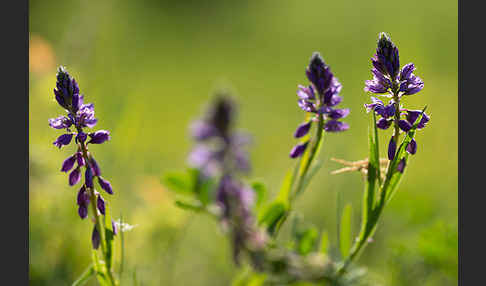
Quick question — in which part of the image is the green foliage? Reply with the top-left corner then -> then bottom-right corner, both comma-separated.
71,264 -> 95,286
339,204 -> 353,258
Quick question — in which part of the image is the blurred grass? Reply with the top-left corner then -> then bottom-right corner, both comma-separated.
29,0 -> 457,285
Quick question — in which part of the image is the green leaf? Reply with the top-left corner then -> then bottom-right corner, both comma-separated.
174,200 -> 203,212
258,202 -> 287,236
162,170 -> 195,195
250,181 -> 267,209
340,203 -> 353,258
297,227 -> 319,255
103,203 -> 115,270
72,264 -> 95,286
277,169 -> 294,207
362,112 -> 380,236
319,231 -> 329,255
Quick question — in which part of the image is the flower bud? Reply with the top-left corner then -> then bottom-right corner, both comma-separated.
98,176 -> 113,194
61,154 -> 76,172
69,167 -> 81,186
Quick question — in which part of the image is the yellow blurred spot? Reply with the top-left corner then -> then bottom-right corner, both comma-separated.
29,34 -> 56,75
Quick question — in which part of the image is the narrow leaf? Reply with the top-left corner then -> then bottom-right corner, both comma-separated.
72,264 -> 95,286
319,231 -> 329,255
251,181 -> 267,209
340,203 -> 353,258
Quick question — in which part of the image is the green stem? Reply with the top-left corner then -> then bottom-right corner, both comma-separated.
79,137 -> 118,286
336,88 -> 402,277
292,114 -> 325,200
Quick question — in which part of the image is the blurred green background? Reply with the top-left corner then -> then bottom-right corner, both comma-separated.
29,0 -> 457,285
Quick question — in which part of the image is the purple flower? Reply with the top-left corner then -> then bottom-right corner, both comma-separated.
98,176 -> 113,194
49,116 -> 72,130
97,195 -> 105,215
76,132 -> 87,143
53,133 -> 73,148
372,32 -> 400,80
78,205 -> 88,219
190,120 -> 217,141
388,137 -> 396,161
397,158 -> 406,173
76,152 -> 85,166
76,103 -> 98,128
365,68 -> 391,94
289,141 -> 309,158
297,85 -> 315,100
90,156 -> 101,176
324,120 -> 349,132
85,166 -> 94,188
77,186 -> 89,206
407,138 -> 417,155
399,63 -> 424,95
69,167 -> 81,186
88,130 -> 110,144
376,118 -> 392,129
188,96 -> 251,176
398,119 -> 413,132
61,154 -> 76,172
92,225 -> 100,249
294,121 -> 312,138
216,175 -> 255,264
54,66 -> 81,111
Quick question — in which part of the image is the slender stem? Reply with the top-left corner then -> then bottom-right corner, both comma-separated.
292,114 -> 324,200
336,88 -> 401,277
78,133 -> 118,286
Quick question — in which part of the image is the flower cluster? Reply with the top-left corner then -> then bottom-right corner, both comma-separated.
291,52 -> 349,158
188,95 -> 250,176
188,96 -> 264,264
364,33 -> 430,170
49,66 -> 114,248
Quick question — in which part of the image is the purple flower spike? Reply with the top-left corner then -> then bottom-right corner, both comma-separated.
324,120 -> 349,132
76,152 -> 85,167
92,225 -> 101,249
69,167 -> 81,186
376,118 -> 392,129
97,195 -> 105,215
397,158 -> 406,173
407,138 -> 417,155
289,141 -> 309,158
90,157 -> 101,176
85,167 -> 94,188
388,137 -> 396,161
78,205 -> 88,219
398,119 -> 413,132
61,154 -> 76,172
374,32 -> 400,80
53,133 -> 73,148
294,121 -> 312,138
98,177 -> 113,194
88,130 -> 110,144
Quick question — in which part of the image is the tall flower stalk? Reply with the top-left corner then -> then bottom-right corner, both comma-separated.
49,66 -> 119,286
290,52 -> 349,200
336,32 -> 429,276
